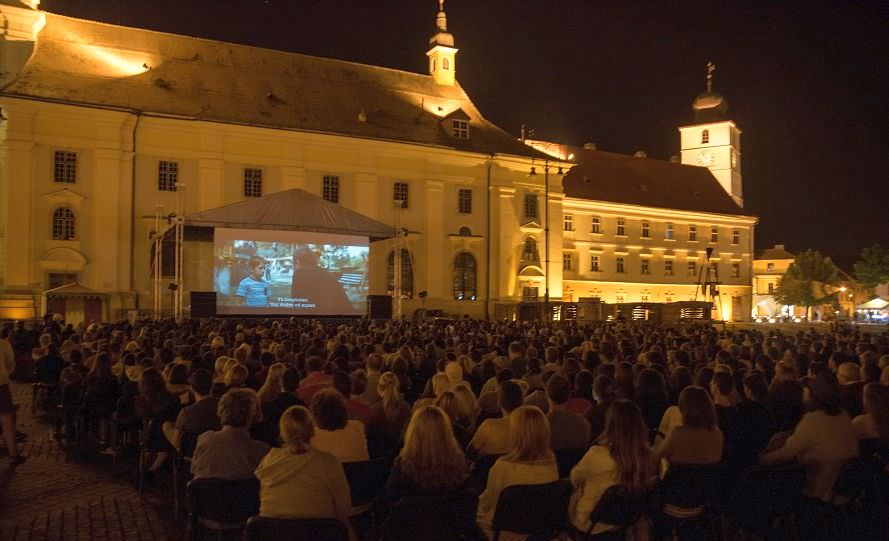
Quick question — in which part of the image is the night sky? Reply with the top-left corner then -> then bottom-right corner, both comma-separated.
41,0 -> 889,267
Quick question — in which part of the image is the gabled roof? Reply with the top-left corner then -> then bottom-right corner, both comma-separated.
45,282 -> 107,297
563,148 -> 752,217
756,247 -> 796,260
185,189 -> 395,239
857,298 -> 889,311
3,12 -> 541,158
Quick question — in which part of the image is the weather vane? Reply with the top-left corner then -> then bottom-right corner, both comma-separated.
706,61 -> 715,92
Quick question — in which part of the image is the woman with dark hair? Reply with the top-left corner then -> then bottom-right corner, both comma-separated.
730,372 -> 776,470
655,386 -> 723,466
135,367 -> 181,473
634,369 -> 669,436
569,400 -> 656,535
566,370 -> 594,415
310,388 -> 369,463
668,365 -> 693,404
760,371 -> 858,500
83,352 -> 121,452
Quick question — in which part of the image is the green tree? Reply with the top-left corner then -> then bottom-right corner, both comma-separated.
774,249 -> 840,319
853,244 -> 889,290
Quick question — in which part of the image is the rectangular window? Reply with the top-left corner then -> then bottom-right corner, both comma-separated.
54,151 -> 77,184
688,261 -> 697,276
641,259 -> 650,275
563,253 -> 572,271
710,262 -> 719,280
616,217 -> 626,236
458,188 -> 472,214
522,286 -> 539,301
689,224 -> 697,242
47,272 -> 78,290
731,263 -> 740,278
452,119 -> 469,139
732,229 -> 740,245
665,260 -> 674,276
590,255 -> 600,272
665,222 -> 674,240
158,160 -> 178,192
243,168 -> 262,197
616,257 -> 625,273
563,214 -> 574,231
641,221 -> 650,238
524,193 -> 538,219
591,216 -> 601,234
766,263 -> 775,272
710,226 -> 719,243
393,181 -> 409,209
323,175 -> 340,203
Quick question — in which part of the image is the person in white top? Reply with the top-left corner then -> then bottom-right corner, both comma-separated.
310,388 -> 369,463
0,328 -> 24,464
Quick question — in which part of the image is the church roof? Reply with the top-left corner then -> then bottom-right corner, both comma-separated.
755,246 -> 796,260
563,149 -> 753,217
2,12 -> 539,158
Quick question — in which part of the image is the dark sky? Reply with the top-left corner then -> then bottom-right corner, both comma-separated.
42,0 -> 889,266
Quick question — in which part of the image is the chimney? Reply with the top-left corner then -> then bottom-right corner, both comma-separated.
775,244 -> 785,250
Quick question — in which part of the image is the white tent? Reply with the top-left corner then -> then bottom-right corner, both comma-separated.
856,298 -> 889,311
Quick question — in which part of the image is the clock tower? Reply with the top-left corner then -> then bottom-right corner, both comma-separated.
679,63 -> 743,207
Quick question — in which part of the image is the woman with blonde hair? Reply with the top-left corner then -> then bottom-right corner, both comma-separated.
435,391 -> 472,449
385,405 -> 470,502
368,371 -> 411,457
453,382 -> 479,432
477,406 -> 559,538
257,363 -> 287,404
569,400 -> 657,535
254,405 -> 352,520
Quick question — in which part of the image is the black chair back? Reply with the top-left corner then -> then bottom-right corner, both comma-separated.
187,477 -> 260,536
343,458 -> 392,507
660,463 -> 721,510
245,517 -> 349,541
383,488 -> 484,541
555,447 -> 588,478
179,430 -> 199,460
491,479 -> 572,540
587,484 -> 649,536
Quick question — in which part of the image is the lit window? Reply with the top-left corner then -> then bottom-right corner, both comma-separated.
243,168 -> 262,197
458,188 -> 472,214
641,221 -> 650,238
563,253 -> 572,271
768,282 -> 775,295
732,229 -> 740,245
616,217 -> 626,236
616,295 -> 625,303
54,151 -> 77,184
524,193 -> 538,219
665,260 -> 674,276
590,255 -> 600,272
52,207 -> 75,240
158,160 -> 178,192
323,175 -> 340,203
452,119 -> 469,139
563,214 -> 574,231
731,263 -> 740,278
702,129 -> 710,144
665,222 -> 674,240
522,237 -> 539,262
616,257 -> 625,273
689,224 -> 697,241
710,226 -> 719,243
393,181 -> 409,209
591,216 -> 601,234
443,57 -> 450,70
641,259 -> 650,275
453,252 -> 477,300
688,262 -> 697,276
766,263 -> 775,272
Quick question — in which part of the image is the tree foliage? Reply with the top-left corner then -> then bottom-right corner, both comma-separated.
774,250 -> 840,311
854,244 -> 889,289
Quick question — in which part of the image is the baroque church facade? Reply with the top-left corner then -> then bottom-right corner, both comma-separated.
0,1 -> 755,322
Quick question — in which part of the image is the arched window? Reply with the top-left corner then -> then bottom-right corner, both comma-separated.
458,226 -> 472,236
387,249 -> 413,299
453,252 -> 477,301
52,207 -> 75,240
443,57 -> 450,70
701,129 -> 710,144
522,237 -> 539,262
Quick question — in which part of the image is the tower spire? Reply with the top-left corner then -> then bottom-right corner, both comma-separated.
426,0 -> 457,85
437,0 -> 447,32
706,61 -> 715,92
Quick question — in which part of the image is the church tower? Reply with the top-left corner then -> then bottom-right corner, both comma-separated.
679,63 -> 743,207
426,0 -> 457,86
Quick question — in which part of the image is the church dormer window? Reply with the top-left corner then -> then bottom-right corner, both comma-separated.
452,119 -> 469,139
443,58 -> 450,70
701,129 -> 709,144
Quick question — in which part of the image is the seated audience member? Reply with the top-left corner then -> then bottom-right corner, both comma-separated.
546,375 -> 591,450
82,352 -> 121,451
255,405 -> 351,520
435,390 -> 472,449
333,370 -> 372,427
467,379 -> 524,459
135,368 -> 182,473
760,371 -> 859,500
355,354 -> 383,405
385,405 -> 471,503
565,370 -> 594,415
367,372 -> 412,456
656,386 -> 724,467
478,369 -> 515,417
586,375 -> 615,443
59,349 -> 88,389
163,369 -> 220,451
191,388 -> 269,480
165,363 -> 191,405
569,401 -> 656,535
257,363 -> 287,404
837,362 -> 864,417
254,367 -> 304,445
768,378 -> 805,433
452,382 -> 480,434
310,388 -> 369,463
212,362 -> 248,398
852,382 -> 889,447
477,406 -> 559,539
730,372 -> 776,470
298,356 -> 333,403
634,369 -> 669,439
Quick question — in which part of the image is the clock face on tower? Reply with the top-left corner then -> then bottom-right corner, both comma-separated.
697,150 -> 715,167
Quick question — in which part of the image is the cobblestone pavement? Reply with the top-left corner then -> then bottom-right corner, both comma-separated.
0,382 -> 180,541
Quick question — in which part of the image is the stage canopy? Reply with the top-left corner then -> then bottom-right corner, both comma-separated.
185,189 -> 396,239
857,298 -> 889,311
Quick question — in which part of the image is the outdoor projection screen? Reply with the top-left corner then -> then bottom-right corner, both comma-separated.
214,228 -> 369,316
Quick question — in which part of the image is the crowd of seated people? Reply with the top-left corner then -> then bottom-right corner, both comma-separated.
4,315 -> 889,540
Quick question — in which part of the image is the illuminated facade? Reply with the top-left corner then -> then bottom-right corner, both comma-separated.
753,244 -> 797,318
0,1 -> 755,321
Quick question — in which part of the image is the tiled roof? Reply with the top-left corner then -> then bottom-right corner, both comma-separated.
756,247 -> 796,260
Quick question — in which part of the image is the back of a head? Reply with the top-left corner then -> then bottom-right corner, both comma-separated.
279,405 -> 315,454
332,370 -> 352,398
679,386 -> 716,430
282,367 -> 301,393
432,372 -> 452,397
742,372 -> 768,403
809,370 -> 843,416
546,374 -> 571,405
400,405 -> 466,490
838,362 -> 861,384
218,387 -> 258,428
311,388 -> 348,430
499,379 -> 524,413
189,369 -> 214,397
506,405 -> 552,463
603,400 -> 653,493
712,371 -> 735,398
307,355 -> 326,373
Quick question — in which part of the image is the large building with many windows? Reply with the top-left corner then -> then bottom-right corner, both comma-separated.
0,1 -> 755,321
